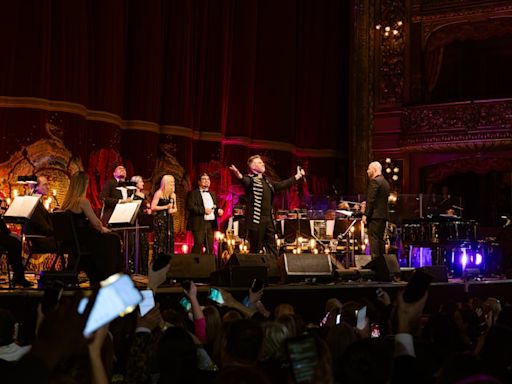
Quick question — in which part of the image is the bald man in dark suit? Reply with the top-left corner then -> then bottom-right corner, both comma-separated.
362,161 -> 390,259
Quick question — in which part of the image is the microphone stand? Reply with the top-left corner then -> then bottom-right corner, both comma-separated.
337,219 -> 358,267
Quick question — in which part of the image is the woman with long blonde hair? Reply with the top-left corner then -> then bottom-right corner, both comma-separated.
61,171 -> 122,282
151,175 -> 177,263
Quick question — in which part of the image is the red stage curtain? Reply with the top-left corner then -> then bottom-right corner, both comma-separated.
0,0 -> 349,188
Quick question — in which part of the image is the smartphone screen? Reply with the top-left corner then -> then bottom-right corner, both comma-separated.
251,278 -> 264,293
207,288 -> 224,304
179,297 -> 192,312
371,323 -> 381,338
335,314 -> 341,325
403,269 -> 432,303
356,306 -> 367,330
286,335 -> 319,384
78,273 -> 142,337
139,289 -> 155,316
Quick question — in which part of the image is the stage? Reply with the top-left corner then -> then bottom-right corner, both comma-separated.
2,274 -> 512,344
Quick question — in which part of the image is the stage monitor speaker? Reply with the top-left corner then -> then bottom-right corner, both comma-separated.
283,253 -> 333,282
227,253 -> 279,279
363,254 -> 400,282
167,254 -> 216,282
38,271 -> 78,289
420,265 -> 448,282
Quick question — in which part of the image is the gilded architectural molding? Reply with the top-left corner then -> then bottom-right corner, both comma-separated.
375,0 -> 407,106
401,99 -> 512,152
350,0 -> 375,192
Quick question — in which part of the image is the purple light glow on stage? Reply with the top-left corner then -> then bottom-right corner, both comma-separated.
447,243 -> 486,277
410,247 -> 432,268
460,248 -> 468,271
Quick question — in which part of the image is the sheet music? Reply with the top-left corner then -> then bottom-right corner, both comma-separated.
108,201 -> 142,225
4,195 -> 40,219
326,220 -> 335,237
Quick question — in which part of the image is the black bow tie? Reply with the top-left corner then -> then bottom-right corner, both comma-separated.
201,189 -> 209,193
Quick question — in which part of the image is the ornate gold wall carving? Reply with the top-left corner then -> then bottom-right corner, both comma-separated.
401,99 -> 512,152
375,0 -> 407,106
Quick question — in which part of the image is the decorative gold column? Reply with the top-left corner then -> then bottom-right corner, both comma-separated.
349,0 -> 375,193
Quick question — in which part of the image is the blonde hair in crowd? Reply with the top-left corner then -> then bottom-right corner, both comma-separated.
159,175 -> 175,199
61,171 -> 88,212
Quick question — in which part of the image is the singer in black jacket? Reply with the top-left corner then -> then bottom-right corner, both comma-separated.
186,173 -> 224,254
362,161 -> 390,259
229,155 -> 305,256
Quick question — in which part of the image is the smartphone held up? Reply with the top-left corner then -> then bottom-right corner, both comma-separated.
208,288 -> 224,304
78,273 -> 142,337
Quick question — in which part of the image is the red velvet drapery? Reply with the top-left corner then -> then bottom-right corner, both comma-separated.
0,0 -> 349,198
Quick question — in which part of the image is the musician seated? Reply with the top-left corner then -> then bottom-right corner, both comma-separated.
24,176 -> 57,253
337,202 -> 350,210
352,202 -> 366,218
61,172 -> 122,283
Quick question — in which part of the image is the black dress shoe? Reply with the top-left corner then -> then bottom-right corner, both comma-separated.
12,277 -> 33,288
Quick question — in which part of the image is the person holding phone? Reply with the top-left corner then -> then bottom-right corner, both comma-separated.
186,173 -> 224,255
151,175 -> 177,266
183,280 -> 207,344
229,155 -> 305,256
61,172 -> 123,283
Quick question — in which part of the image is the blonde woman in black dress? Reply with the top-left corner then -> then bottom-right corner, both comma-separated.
150,175 -> 177,259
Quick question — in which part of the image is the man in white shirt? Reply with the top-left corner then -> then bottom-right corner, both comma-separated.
186,173 -> 223,254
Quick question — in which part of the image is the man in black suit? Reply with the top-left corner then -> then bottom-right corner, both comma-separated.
186,173 -> 224,254
362,161 -> 390,259
24,176 -> 56,253
229,155 -> 305,256
100,165 -> 132,225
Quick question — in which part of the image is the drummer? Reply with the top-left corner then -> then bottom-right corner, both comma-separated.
353,201 -> 366,218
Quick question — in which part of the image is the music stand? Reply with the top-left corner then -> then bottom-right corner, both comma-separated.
3,196 -> 40,223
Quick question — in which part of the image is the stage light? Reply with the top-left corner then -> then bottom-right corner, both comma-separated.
313,248 -> 319,254
386,158 -> 391,163
181,244 -> 189,254
475,253 -> 483,265
385,26 -> 390,32
392,30 -> 399,36
386,167 -> 392,173
397,21 -> 403,26
393,167 -> 399,173
392,175 -> 398,181
460,248 -> 468,271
